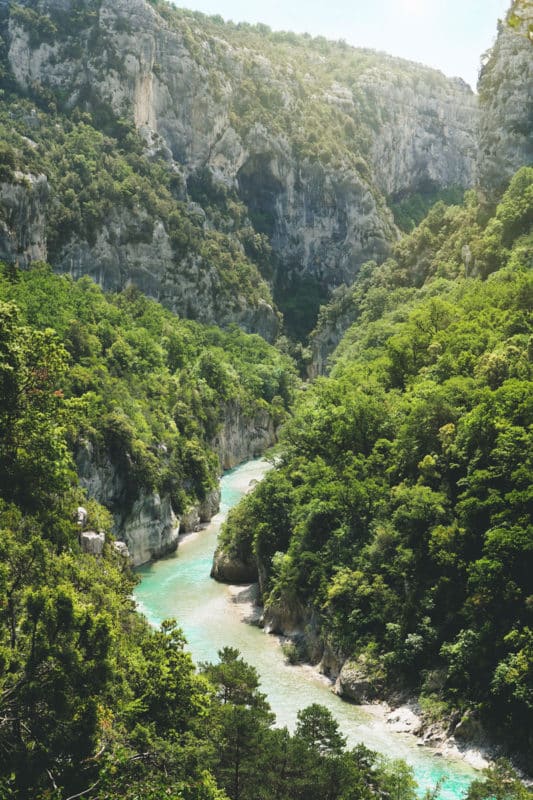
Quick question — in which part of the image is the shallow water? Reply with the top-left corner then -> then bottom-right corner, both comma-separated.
134,459 -> 477,799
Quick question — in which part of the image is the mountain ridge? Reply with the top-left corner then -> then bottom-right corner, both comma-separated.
1,0 -> 478,337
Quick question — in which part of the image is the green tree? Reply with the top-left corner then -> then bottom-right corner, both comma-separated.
295,704 -> 346,755
466,759 -> 533,800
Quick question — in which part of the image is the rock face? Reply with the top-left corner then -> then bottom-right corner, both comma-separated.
362,73 -> 477,200
477,1 -> 533,195
0,173 -> 48,266
213,402 -> 277,470
334,659 -> 382,703
236,136 -> 396,289
80,530 -> 105,555
4,0 -> 478,317
307,284 -> 360,378
179,489 -> 221,534
452,710 -> 488,744
121,490 -> 179,567
198,488 -> 222,523
53,204 -> 279,339
75,439 -> 180,566
210,549 -> 258,583
75,400 -> 274,565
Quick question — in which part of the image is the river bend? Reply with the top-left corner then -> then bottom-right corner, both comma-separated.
134,459 -> 477,799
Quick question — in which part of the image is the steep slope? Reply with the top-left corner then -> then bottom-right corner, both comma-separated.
309,0 -> 533,375
0,269 -> 440,800
216,167 -> 533,770
477,0 -> 533,195
0,264 -> 297,563
0,0 -> 477,336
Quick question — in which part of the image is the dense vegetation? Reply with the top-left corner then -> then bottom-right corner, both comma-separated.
390,186 -> 465,234
0,0 -> 531,795
0,264 -> 462,800
220,167 -> 533,768
0,263 -> 297,524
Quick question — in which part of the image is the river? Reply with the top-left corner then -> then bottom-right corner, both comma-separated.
134,459 -> 478,799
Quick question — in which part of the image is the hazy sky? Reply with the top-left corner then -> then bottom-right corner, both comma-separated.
175,0 -> 510,89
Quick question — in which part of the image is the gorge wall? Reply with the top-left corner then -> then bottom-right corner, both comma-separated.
0,172 -> 48,266
1,0 -> 478,335
309,0 -> 533,376
476,0 -> 533,195
76,402 -> 278,566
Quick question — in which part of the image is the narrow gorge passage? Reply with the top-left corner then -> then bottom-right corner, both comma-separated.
134,460 -> 478,800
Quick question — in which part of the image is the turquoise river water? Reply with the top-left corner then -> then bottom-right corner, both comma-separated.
134,459 -> 478,799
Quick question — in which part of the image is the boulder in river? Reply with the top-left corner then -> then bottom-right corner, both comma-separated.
211,548 -> 258,583
334,657 -> 384,703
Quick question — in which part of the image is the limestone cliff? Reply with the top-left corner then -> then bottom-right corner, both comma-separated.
53,202 -> 279,339
0,172 -> 48,266
75,400 -> 277,566
213,401 -> 277,470
2,0 -> 478,333
75,438 -> 180,566
358,72 -> 476,200
477,0 -> 533,195
308,2 -> 532,377
307,283 -> 360,379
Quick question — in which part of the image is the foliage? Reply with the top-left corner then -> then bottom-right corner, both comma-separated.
0,270 -> 419,798
391,186 -> 465,233
0,267 -> 297,518
221,169 -> 533,767
466,760 -> 533,800
0,2 -> 530,794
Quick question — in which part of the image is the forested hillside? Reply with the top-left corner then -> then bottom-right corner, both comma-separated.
218,166 -> 533,768
0,0 -> 531,795
0,264 -> 297,563
0,261 -> 467,799
0,307 -> 421,800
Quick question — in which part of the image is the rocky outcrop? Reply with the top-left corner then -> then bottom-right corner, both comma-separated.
179,487 -> 221,533
0,172 -> 48,266
210,549 -> 258,583
198,488 -> 222,522
75,396 -> 275,566
75,439 -> 127,513
80,530 -> 105,555
75,438 -> 180,566
236,135 -> 396,289
477,1 -> 533,195
365,72 -> 477,199
113,540 -> 130,559
262,603 -> 301,635
121,490 -> 179,567
334,657 -> 384,703
308,283 -> 360,378
213,402 -> 277,470
54,204 -> 279,339
452,709 -> 488,744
